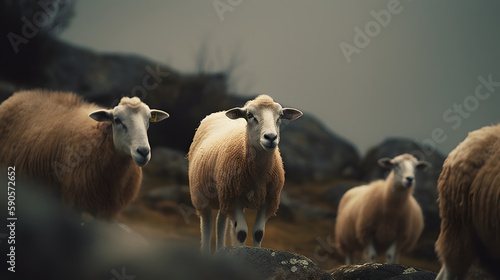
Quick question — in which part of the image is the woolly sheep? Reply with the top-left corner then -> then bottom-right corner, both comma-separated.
188,94 -> 302,253
0,90 -> 169,220
335,154 -> 430,264
435,124 -> 500,280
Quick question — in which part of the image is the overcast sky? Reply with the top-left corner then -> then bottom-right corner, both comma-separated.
60,0 -> 500,156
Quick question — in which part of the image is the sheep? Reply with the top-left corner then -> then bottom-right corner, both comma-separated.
0,90 -> 169,220
435,124 -> 500,280
187,94 -> 302,254
335,153 -> 430,264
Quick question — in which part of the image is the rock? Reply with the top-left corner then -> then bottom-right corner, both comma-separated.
360,138 -> 445,232
143,147 -> 189,184
215,246 -> 333,280
330,263 -> 437,280
279,114 -> 360,183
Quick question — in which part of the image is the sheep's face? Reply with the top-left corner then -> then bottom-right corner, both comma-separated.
378,154 -> 431,189
226,95 -> 302,152
89,97 -> 169,167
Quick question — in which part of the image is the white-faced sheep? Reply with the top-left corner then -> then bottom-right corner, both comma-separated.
0,90 -> 169,220
188,94 -> 302,253
335,154 -> 430,264
435,124 -> 500,280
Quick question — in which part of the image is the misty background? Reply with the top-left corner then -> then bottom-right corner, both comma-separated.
60,0 -> 500,155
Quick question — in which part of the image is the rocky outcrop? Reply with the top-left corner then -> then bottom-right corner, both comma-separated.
279,115 -> 360,182
330,263 -> 437,280
215,246 -> 333,280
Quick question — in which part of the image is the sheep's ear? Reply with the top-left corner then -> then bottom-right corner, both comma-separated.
89,110 -> 113,122
282,108 -> 303,121
150,109 -> 169,122
378,158 -> 393,169
226,107 -> 246,119
417,161 -> 431,171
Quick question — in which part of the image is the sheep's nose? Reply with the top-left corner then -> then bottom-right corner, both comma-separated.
137,147 -> 150,158
406,177 -> 414,185
264,133 -> 277,142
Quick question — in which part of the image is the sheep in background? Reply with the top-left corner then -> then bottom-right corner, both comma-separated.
0,90 -> 169,220
335,154 -> 430,264
188,94 -> 302,254
435,124 -> 500,280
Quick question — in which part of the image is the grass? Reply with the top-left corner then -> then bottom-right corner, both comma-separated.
119,175 -> 443,273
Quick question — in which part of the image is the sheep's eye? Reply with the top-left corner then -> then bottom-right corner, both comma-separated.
247,113 -> 254,119
114,118 -> 123,125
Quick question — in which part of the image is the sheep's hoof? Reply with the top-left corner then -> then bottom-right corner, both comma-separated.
237,230 -> 247,243
254,230 -> 263,243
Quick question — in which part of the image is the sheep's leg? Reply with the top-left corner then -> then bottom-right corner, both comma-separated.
345,252 -> 354,265
385,240 -> 398,264
232,204 -> 248,246
200,210 -> 213,254
225,216 -> 236,246
435,225 -> 475,279
215,210 -> 227,251
252,205 -> 267,247
435,265 -> 459,280
364,239 -> 377,263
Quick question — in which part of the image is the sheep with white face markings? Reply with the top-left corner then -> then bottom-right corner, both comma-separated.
435,124 -> 500,280
188,94 -> 302,254
0,90 -> 169,220
335,154 -> 430,264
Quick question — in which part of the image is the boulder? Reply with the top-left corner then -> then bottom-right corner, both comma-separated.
279,114 -> 360,183
330,263 -> 437,280
215,246 -> 333,280
143,147 -> 189,184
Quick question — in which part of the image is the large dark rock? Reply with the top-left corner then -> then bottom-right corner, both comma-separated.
330,263 -> 437,280
215,246 -> 333,280
143,147 -> 189,184
279,114 -> 360,182
360,138 -> 445,232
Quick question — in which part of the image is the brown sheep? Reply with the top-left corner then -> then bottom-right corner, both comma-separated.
188,94 -> 302,254
335,154 -> 430,264
435,124 -> 500,280
0,90 -> 169,220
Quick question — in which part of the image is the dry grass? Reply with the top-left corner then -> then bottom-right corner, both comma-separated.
118,176 -> 443,273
